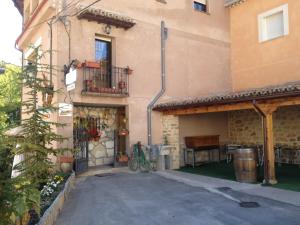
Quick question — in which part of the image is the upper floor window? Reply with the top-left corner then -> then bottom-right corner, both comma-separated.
193,0 -> 208,13
95,38 -> 111,63
258,4 -> 289,43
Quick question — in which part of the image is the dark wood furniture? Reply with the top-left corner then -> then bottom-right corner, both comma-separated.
184,135 -> 220,167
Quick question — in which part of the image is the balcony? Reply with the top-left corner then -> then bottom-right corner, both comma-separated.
81,61 -> 131,97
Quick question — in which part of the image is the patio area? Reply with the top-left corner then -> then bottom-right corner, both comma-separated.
178,162 -> 300,192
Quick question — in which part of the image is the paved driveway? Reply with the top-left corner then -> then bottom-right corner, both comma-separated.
54,173 -> 300,225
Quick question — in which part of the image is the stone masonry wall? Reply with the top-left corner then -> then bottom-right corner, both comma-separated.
73,107 -> 117,167
229,106 -> 300,148
229,106 -> 300,164
162,115 -> 180,169
228,109 -> 263,145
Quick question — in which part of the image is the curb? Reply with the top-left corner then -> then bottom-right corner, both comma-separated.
37,172 -> 76,225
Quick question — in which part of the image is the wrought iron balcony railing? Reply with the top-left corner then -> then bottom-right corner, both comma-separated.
82,61 -> 131,97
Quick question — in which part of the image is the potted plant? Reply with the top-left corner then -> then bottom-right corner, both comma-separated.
59,156 -> 74,173
118,80 -> 127,89
125,66 -> 133,75
117,152 -> 129,163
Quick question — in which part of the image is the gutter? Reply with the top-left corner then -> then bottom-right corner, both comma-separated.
14,42 -> 24,121
147,21 -> 168,145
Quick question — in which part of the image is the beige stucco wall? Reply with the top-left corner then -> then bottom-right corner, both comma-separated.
178,113 -> 229,166
179,113 -> 229,145
18,0 -> 232,152
230,0 -> 300,91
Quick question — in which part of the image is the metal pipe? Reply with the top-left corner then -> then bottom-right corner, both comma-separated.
147,21 -> 167,145
48,18 -> 54,86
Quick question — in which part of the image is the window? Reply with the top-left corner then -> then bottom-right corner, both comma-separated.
258,4 -> 289,42
193,0 -> 208,13
95,38 -> 111,63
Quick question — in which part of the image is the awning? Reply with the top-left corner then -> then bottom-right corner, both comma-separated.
77,5 -> 136,30
154,82 -> 300,112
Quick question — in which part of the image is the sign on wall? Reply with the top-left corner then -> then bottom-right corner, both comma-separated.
65,68 -> 77,91
59,103 -> 73,117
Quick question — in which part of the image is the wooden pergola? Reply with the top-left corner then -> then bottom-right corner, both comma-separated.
154,83 -> 300,184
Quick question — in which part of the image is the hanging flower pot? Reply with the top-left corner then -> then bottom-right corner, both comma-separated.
119,129 -> 129,136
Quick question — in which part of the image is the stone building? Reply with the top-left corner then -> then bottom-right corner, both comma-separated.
13,0 -> 231,171
154,0 -> 300,184
12,0 -> 300,182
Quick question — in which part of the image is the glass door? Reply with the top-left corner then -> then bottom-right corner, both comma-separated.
95,39 -> 112,88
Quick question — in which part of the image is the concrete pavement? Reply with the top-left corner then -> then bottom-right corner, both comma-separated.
156,170 -> 300,207
54,172 -> 300,225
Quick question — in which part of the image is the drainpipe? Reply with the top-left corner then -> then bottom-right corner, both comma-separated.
15,42 -> 24,121
147,21 -> 168,145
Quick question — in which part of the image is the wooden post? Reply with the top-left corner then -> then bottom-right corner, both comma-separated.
264,113 -> 277,184
253,101 -> 278,185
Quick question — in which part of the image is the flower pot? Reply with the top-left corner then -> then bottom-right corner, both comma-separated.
118,81 -> 126,89
119,129 -> 129,136
125,67 -> 133,75
118,155 -> 129,163
59,156 -> 74,163
61,162 -> 73,173
84,61 -> 101,69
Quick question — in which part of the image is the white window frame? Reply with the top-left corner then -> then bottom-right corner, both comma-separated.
258,4 -> 289,43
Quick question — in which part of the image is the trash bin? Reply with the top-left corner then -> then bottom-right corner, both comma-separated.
234,148 -> 258,183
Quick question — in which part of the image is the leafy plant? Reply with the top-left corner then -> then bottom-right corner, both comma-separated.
0,62 -> 21,131
0,47 -> 68,225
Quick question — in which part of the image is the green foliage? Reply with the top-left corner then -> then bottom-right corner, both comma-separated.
0,62 -> 21,131
0,47 -> 68,225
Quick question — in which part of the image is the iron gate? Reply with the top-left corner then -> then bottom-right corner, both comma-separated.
73,117 -> 89,174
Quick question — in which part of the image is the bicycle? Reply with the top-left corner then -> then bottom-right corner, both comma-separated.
128,142 -> 157,172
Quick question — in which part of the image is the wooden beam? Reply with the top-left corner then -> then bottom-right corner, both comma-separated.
163,102 -> 254,115
253,101 -> 278,185
162,96 -> 300,116
264,113 -> 277,184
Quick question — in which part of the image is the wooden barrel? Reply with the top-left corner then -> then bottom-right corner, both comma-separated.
234,148 -> 257,183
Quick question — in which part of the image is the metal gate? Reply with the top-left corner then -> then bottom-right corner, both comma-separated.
73,117 -> 89,174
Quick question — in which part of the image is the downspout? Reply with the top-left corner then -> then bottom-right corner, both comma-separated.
15,42 -> 24,122
147,21 -> 168,145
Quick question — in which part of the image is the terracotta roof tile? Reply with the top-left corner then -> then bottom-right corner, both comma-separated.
154,82 -> 300,111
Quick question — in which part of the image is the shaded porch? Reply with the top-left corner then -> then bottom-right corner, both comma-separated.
155,82 -> 300,186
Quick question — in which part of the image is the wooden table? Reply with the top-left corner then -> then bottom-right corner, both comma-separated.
184,135 -> 220,167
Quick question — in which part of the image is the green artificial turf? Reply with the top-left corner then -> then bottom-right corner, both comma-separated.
177,162 -> 300,192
